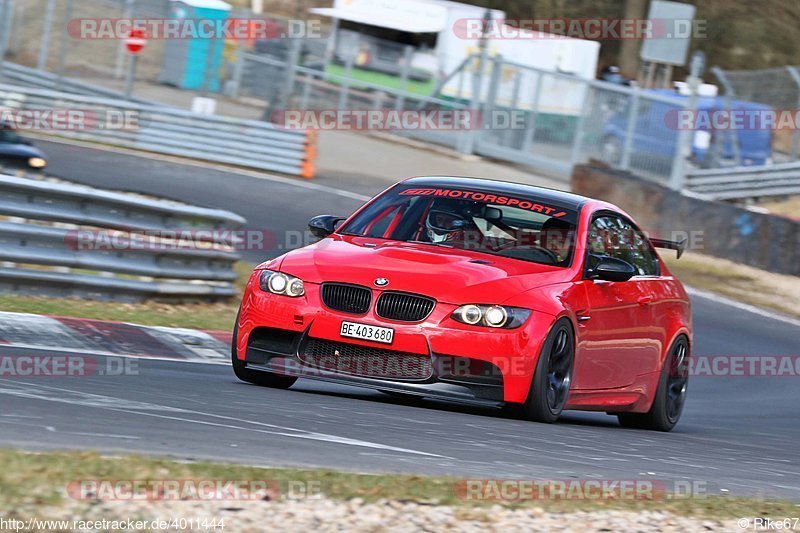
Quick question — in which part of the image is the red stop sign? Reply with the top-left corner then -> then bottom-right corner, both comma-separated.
125,29 -> 147,55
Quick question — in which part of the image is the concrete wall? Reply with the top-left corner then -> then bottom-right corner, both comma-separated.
572,163 -> 799,277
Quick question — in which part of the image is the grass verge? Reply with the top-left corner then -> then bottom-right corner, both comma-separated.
1,254 -> 797,328
1,450 -> 797,520
758,196 -> 800,220
0,296 -> 239,331
664,252 -> 800,319
0,262 -> 253,331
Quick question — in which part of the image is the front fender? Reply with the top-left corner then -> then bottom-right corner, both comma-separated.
502,281 -> 585,329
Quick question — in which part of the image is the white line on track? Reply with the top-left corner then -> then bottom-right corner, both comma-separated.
0,379 -> 450,459
686,286 -> 800,328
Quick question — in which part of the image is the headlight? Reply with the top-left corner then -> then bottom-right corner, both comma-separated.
260,270 -> 305,297
29,157 -> 47,168
484,306 -> 508,327
451,304 -> 531,329
457,304 -> 483,325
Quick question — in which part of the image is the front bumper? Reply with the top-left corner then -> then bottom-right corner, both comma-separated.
236,277 -> 553,404
244,325 -> 506,405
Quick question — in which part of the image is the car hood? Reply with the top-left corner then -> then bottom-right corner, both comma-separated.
272,235 -> 569,304
0,143 -> 46,159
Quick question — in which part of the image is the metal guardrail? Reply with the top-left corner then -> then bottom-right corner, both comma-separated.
1,62 -> 161,105
0,83 -> 317,178
686,161 -> 800,200
0,172 -> 246,301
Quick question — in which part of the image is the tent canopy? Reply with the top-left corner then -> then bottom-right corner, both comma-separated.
310,2 -> 448,34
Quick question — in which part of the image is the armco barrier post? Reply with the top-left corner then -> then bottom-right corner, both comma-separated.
282,36 -> 302,108
620,88 -> 641,171
337,41 -> 356,111
504,70 -> 522,147
461,48 -> 488,155
520,71 -> 544,153
482,56 -> 503,138
55,0 -> 74,92
37,0 -> 57,70
0,0 -> 8,82
228,51 -> 245,98
569,84 -> 592,167
710,66 -> 741,167
394,45 -> 413,112
669,52 -> 705,190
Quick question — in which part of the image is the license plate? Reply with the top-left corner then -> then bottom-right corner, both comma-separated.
340,321 -> 394,345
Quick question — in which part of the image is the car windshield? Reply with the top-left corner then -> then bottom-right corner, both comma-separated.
339,185 -> 579,267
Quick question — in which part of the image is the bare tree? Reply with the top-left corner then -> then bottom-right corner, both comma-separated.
619,0 -> 648,77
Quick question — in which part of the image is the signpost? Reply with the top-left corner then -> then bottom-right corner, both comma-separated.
124,28 -> 147,100
639,0 -> 697,88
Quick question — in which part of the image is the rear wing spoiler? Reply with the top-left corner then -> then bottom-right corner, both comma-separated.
651,238 -> 687,259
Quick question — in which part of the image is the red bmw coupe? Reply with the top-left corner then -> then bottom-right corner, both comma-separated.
233,177 -> 691,431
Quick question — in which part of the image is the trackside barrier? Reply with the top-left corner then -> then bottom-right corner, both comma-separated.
0,172 -> 246,301
0,83 -> 317,178
685,161 -> 800,200
573,164 -> 800,276
1,62 -> 161,105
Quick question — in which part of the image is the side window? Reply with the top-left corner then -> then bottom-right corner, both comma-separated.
588,215 -> 659,277
626,222 -> 660,276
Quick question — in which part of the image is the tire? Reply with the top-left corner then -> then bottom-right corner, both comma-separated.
618,336 -> 689,432
231,316 -> 297,389
601,135 -> 623,166
519,318 -> 575,423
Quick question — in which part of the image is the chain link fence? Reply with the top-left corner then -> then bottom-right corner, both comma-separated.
7,1 -> 794,197
9,0 -> 167,83
449,55 -> 690,184
713,65 -> 800,161
225,44 -> 695,185
5,0 -> 312,94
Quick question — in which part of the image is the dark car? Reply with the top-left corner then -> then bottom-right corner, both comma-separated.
0,122 -> 48,171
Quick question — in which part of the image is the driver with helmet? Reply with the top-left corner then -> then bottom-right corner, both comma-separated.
424,201 -> 483,247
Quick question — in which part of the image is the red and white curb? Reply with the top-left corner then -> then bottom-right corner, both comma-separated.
0,312 -> 231,364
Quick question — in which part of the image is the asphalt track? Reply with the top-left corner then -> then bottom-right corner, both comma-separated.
1,140 -> 799,500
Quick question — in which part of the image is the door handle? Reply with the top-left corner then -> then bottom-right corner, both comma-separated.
637,295 -> 654,305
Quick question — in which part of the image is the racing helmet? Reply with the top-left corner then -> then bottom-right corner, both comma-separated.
425,203 -> 471,243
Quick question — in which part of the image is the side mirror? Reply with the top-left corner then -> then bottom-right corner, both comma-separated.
308,215 -> 344,239
589,256 -> 636,282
